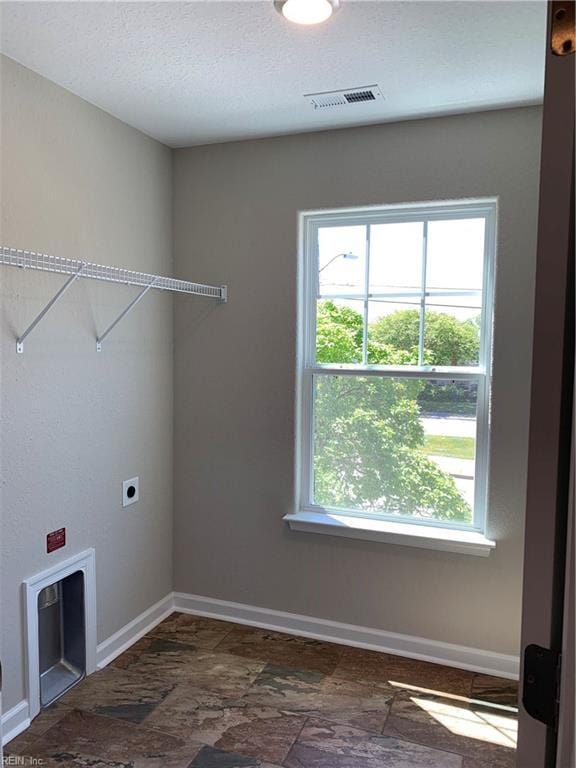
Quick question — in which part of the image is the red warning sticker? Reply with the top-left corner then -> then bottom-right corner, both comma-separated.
47,528 -> 66,553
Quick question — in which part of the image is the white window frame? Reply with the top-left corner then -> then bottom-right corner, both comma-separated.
290,198 -> 497,551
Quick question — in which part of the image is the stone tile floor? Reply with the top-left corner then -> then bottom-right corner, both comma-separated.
6,613 -> 519,767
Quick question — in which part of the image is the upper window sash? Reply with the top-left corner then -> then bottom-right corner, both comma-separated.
303,200 -> 497,374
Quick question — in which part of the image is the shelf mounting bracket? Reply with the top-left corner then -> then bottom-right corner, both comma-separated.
96,277 -> 158,352
16,263 -> 86,354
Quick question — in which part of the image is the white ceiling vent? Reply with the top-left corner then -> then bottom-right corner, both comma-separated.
305,85 -> 384,110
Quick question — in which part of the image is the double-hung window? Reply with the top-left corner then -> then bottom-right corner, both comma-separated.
292,199 -> 497,551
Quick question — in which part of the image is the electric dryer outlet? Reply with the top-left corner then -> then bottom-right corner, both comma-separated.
123,477 -> 139,507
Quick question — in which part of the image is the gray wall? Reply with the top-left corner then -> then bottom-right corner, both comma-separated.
0,54 -> 541,716
0,56 -> 173,710
173,106 -> 542,656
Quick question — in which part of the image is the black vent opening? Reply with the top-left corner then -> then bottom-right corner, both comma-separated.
344,90 -> 376,103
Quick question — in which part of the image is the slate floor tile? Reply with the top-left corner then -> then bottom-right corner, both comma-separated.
58,665 -> 175,723
4,703 -> 70,755
8,615 -> 517,768
334,647 -> 474,697
112,636 -> 200,674
17,709 -> 202,768
284,717 -> 463,768
243,664 -> 394,732
216,628 -> 343,674
149,612 -> 236,650
114,638 -> 264,697
189,745 -> 282,767
461,755 -> 517,768
470,674 -> 519,707
143,684 -> 306,764
383,689 -> 517,764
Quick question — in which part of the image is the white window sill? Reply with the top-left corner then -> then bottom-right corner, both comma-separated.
283,511 -> 496,557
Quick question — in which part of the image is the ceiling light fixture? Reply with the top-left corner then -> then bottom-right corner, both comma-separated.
274,0 -> 340,26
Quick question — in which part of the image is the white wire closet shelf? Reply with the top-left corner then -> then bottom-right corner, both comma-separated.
1,246 -> 228,353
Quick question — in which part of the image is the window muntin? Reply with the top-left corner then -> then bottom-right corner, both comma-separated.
299,201 -> 496,532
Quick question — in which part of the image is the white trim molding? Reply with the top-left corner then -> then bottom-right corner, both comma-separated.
96,593 -> 174,669
23,548 -> 97,720
284,511 -> 496,556
1,700 -> 31,747
174,592 -> 519,679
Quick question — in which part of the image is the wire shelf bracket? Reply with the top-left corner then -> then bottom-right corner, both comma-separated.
1,246 -> 227,354
16,263 -> 86,354
96,277 -> 158,352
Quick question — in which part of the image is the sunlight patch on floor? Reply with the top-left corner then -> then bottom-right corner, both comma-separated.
411,695 -> 518,748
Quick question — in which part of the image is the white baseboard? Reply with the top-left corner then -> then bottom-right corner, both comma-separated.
1,700 -> 30,746
96,593 -> 175,669
173,592 -> 520,680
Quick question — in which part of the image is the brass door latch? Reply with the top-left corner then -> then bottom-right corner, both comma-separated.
550,1 -> 575,55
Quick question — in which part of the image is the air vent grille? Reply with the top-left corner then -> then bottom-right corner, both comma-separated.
345,90 -> 376,103
306,85 -> 384,110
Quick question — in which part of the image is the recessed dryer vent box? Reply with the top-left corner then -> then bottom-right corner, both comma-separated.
38,571 -> 86,707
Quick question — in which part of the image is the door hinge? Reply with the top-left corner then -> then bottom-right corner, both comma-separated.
522,644 -> 562,729
550,1 -> 575,56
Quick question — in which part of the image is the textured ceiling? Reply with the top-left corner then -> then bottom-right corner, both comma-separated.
0,1 -> 546,148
